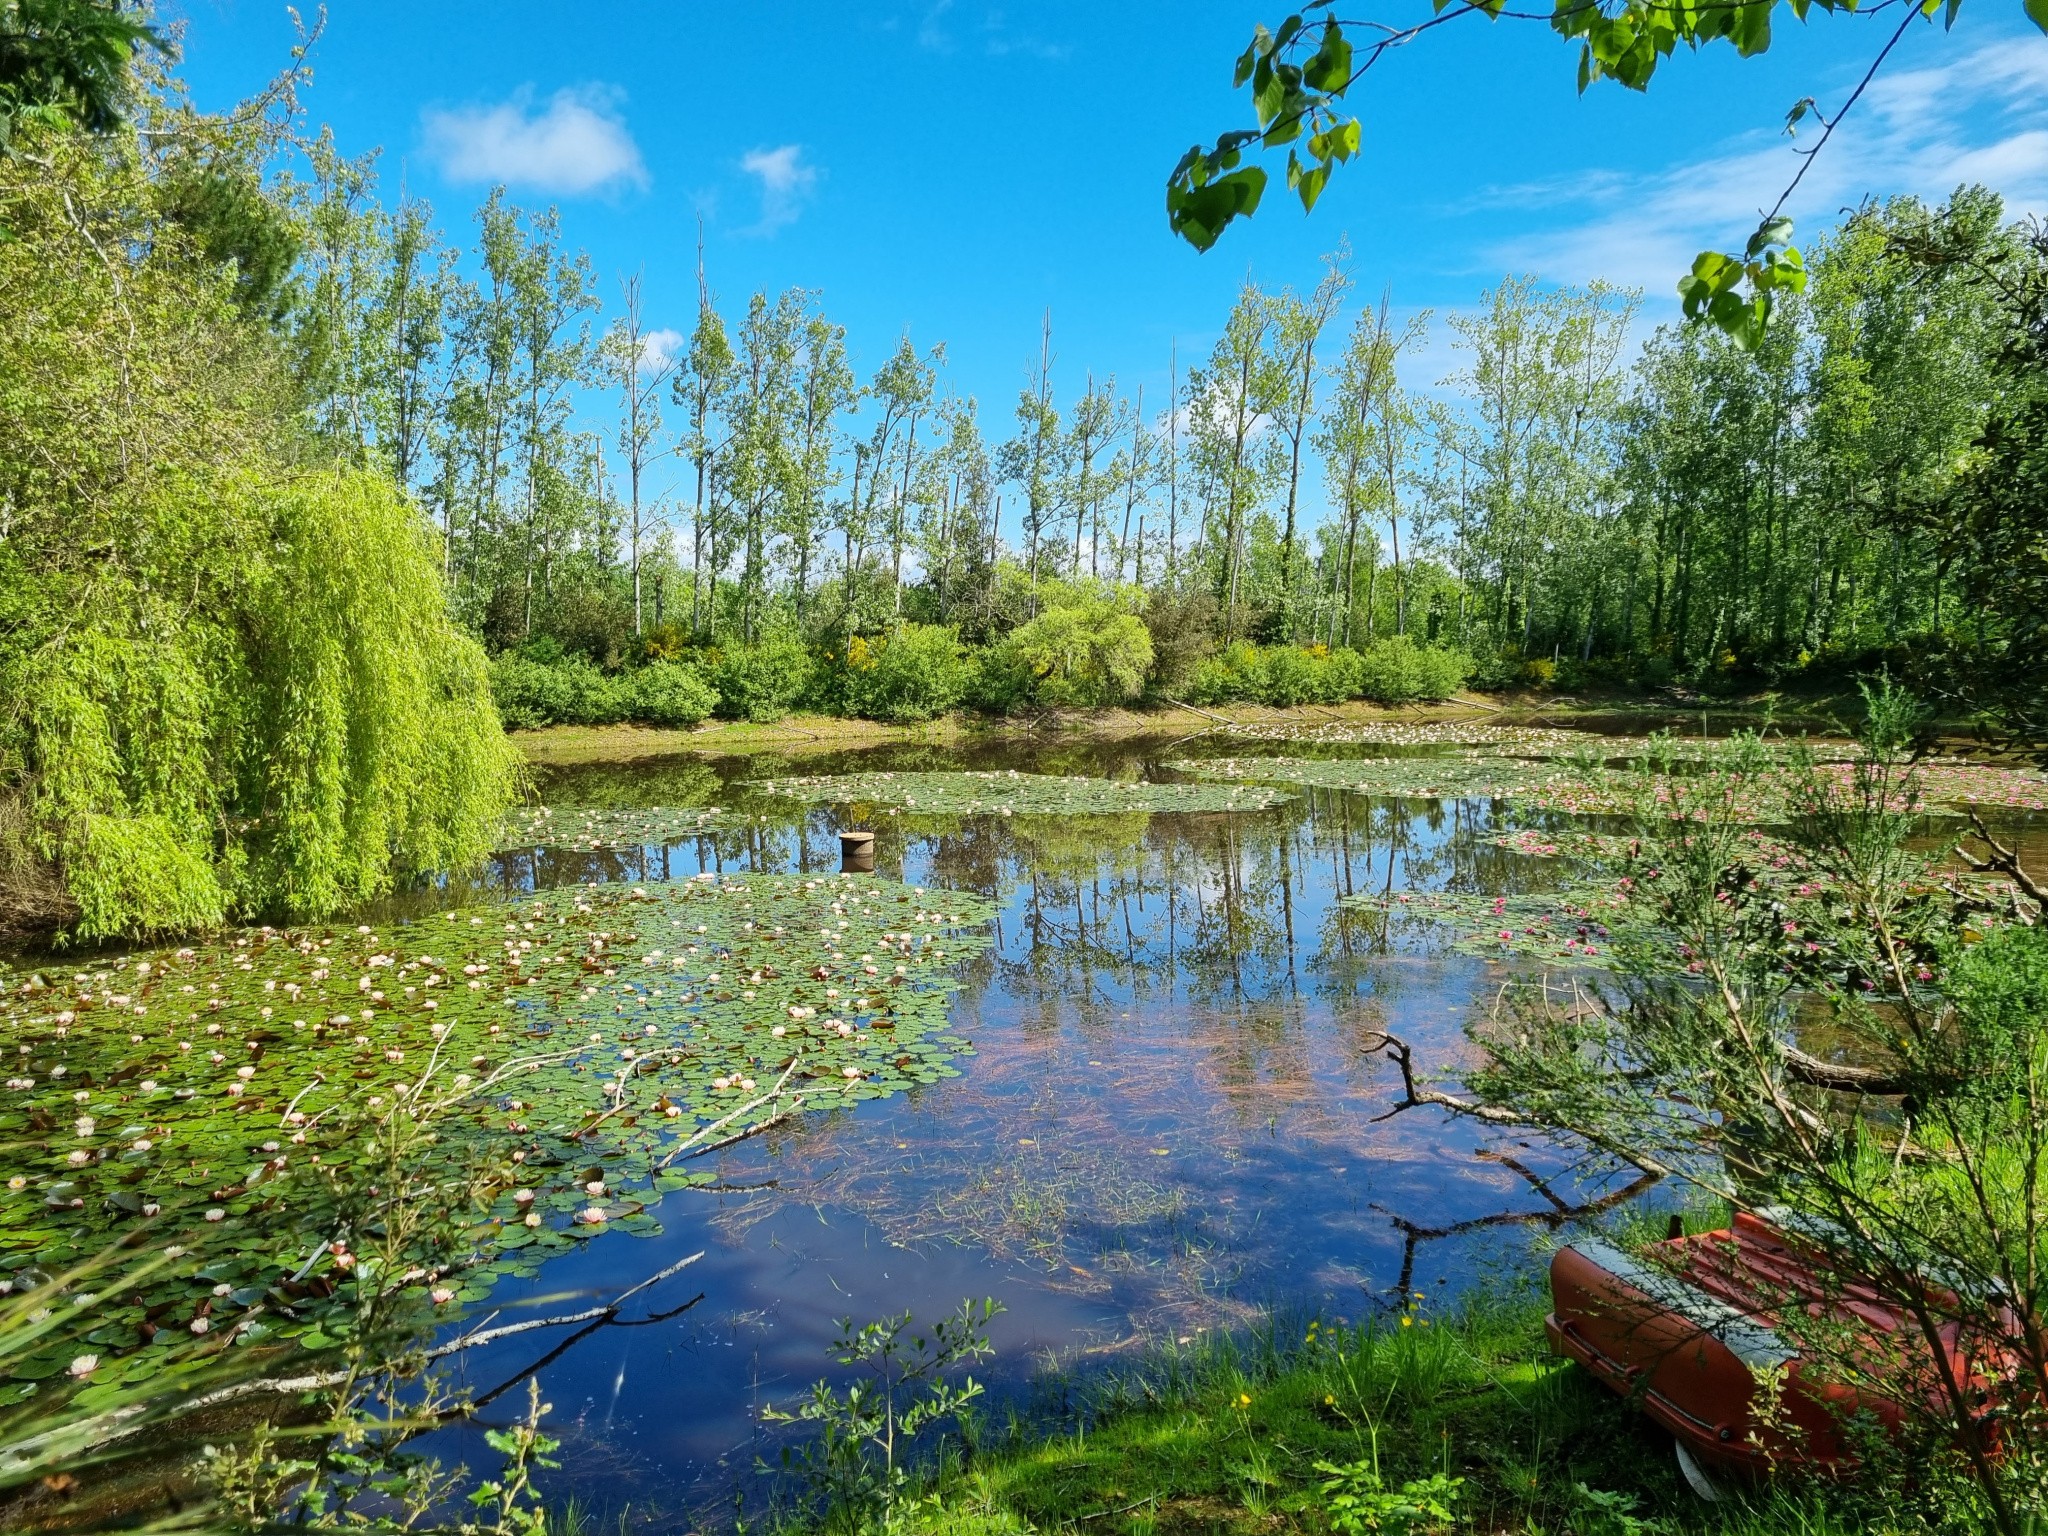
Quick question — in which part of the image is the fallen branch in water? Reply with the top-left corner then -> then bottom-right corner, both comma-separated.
173,1250 -> 705,1417
1961,809 -> 2048,915
1361,1030 -> 1676,1181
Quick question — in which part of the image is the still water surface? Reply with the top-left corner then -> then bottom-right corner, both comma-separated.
400,730 -> 1673,1527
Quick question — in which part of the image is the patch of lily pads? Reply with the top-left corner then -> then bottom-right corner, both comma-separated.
1173,755 -> 2048,819
0,873 -> 993,1394
495,803 -> 725,853
750,770 -> 1298,816
1349,885 -> 1641,970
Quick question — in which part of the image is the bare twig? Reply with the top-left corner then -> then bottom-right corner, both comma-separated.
174,1251 -> 705,1417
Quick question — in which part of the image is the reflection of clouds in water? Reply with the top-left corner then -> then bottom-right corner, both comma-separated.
417,730 -> 1842,1526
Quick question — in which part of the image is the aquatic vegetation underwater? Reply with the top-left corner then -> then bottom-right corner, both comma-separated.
751,769 -> 1299,816
0,874 -> 993,1393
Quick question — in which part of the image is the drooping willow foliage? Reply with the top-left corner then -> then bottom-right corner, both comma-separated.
0,113 -> 519,939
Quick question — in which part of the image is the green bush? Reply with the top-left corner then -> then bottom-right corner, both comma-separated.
488,655 -> 719,729
842,625 -> 972,723
1187,640 -> 1267,705
487,654 -> 618,730
711,634 -> 815,722
995,603 -> 1154,708
1355,635 -> 1472,704
1261,644 -> 1322,706
622,661 -> 719,726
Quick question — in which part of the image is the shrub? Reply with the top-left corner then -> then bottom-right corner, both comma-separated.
1261,645 -> 1322,706
842,625 -> 972,723
1187,640 -> 1266,706
711,634 -> 815,722
995,603 -> 1154,708
487,654 -> 619,730
621,661 -> 719,726
1143,590 -> 1220,694
1354,635 -> 1473,704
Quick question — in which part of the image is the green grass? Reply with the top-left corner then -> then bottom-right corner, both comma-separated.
770,1288 -> 1978,1535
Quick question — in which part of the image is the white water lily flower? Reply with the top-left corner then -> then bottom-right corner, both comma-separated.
584,1180 -> 606,1196
431,1287 -> 455,1305
576,1206 -> 607,1225
66,1150 -> 90,1165
68,1355 -> 97,1378
204,1208 -> 225,1222
236,1065 -> 254,1080
189,1317 -> 210,1335
523,1211 -> 542,1228
212,1283 -> 231,1297
841,1066 -> 862,1079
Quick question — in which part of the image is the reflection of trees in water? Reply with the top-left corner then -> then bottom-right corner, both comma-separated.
445,740 -> 1668,1343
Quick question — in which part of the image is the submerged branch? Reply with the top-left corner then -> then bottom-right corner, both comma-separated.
1359,1030 -> 1675,1181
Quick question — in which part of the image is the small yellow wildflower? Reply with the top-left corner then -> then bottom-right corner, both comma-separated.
1323,1394 -> 1336,1406
1401,1316 -> 1413,1328
1236,1392 -> 1252,1408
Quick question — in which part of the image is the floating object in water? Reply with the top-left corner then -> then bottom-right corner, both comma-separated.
839,830 -> 876,873
1548,1209 -> 2017,1477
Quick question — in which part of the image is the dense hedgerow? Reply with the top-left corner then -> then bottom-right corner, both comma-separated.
0,125 -> 518,938
1186,635 -> 1470,708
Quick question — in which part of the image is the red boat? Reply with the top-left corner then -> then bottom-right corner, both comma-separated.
1547,1209 -> 2018,1485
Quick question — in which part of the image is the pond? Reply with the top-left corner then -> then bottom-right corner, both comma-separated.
9,722 -> 2046,1530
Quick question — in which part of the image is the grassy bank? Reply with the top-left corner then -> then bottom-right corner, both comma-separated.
512,690 -> 1877,768
760,1281 -> 1967,1536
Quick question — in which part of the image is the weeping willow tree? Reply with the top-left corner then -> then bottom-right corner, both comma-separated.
0,102 -> 518,939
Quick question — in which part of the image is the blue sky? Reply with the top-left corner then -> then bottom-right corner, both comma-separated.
171,1 -> 2048,521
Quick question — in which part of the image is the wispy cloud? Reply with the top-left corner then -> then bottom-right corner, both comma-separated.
1478,35 -> 2048,300
918,0 -> 955,51
739,144 -> 820,235
639,327 -> 688,372
421,85 -> 648,196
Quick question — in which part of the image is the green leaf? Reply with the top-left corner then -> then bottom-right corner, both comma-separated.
1745,214 -> 1795,256
1301,21 -> 1353,92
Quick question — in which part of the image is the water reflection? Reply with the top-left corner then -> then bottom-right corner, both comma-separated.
404,734 -> 1672,1527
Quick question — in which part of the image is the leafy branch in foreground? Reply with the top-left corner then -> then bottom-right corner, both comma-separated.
1169,0 -> 2048,346
1354,678 -> 2048,1532
764,1297 -> 1004,1535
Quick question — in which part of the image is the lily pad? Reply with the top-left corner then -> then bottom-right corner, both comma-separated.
0,873 -> 993,1381
750,770 -> 1298,816
495,804 -> 725,853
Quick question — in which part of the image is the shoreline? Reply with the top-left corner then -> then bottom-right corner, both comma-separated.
512,688 -> 1875,766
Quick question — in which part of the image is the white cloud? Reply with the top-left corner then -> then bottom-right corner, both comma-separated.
640,327 -> 688,372
1480,35 -> 2048,303
422,86 -> 648,196
739,144 -> 819,234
